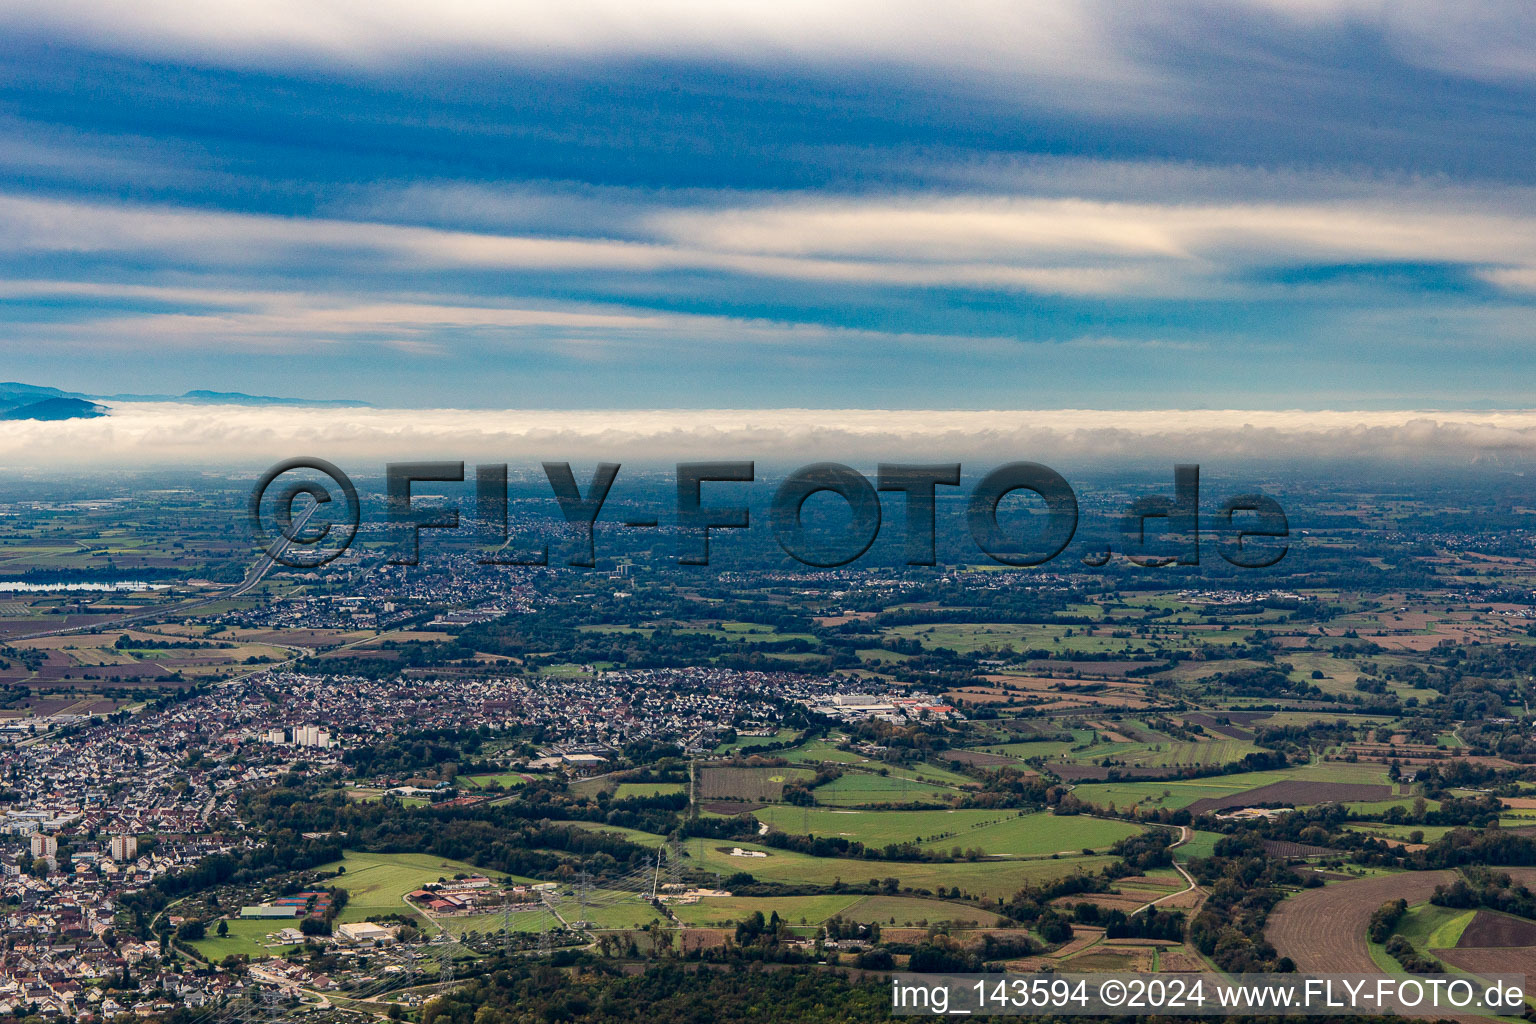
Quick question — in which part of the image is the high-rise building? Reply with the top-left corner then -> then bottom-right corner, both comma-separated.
110,835 -> 138,862
294,725 -> 331,748
29,834 -> 56,859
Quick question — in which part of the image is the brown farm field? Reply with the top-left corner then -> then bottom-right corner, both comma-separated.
1457,910 -> 1536,948
1267,870 -> 1455,974
0,627 -> 292,688
696,765 -> 812,802
1435,947 -> 1536,998
1184,780 -> 1391,815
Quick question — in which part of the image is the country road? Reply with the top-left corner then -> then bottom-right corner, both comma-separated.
1134,824 -> 1199,915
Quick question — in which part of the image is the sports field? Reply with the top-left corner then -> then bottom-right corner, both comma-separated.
189,918 -> 305,962
314,851 -> 536,922
461,772 -> 528,789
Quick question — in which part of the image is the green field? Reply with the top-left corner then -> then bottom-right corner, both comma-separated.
1346,798 -> 1442,816
715,729 -> 801,753
613,782 -> 686,799
777,739 -> 973,786
1173,829 -> 1223,861
189,918 -> 305,962
461,772 -> 528,790
1072,761 -> 1396,812
193,851 -> 528,960
669,894 -> 864,928
813,772 -> 958,806
578,621 -> 816,644
571,824 -> 667,848
837,894 -> 1008,927
883,622 -> 1146,655
980,739 -> 1084,760
434,905 -> 564,937
579,900 -> 673,930
1346,823 -> 1455,843
575,824 -> 1116,899
914,812 -> 1143,856
781,738 -> 870,765
1395,902 -> 1476,950
754,806 -> 1023,846
1255,712 -> 1401,729
755,805 -> 1142,860
685,837 -> 1116,899
315,851 -> 536,923
1064,737 -> 1264,769
666,893 -> 1006,929
438,891 -> 672,936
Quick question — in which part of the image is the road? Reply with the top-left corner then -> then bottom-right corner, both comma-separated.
1133,824 -> 1199,915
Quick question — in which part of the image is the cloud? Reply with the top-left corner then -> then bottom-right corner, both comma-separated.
0,279 -> 1015,356
1246,0 -> 1536,84
5,1 -> 1535,100
5,188 -> 1536,305
9,404 -> 1536,470
0,2 -> 1145,98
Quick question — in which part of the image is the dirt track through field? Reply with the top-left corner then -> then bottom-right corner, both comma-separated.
1267,870 -> 1455,974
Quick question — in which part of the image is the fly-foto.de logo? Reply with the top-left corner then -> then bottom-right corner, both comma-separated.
248,459 -> 1288,570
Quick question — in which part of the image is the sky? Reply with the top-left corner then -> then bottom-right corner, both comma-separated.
2,1 -> 1536,409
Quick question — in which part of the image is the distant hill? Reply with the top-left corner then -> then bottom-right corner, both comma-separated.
96,388 -> 371,407
173,389 -> 371,407
0,381 -> 370,418
0,397 -> 108,421
0,382 -> 76,405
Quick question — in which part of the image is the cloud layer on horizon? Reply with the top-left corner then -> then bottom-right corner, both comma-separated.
7,404 -> 1536,470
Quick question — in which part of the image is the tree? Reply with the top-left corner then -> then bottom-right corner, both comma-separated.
216,920 -> 228,937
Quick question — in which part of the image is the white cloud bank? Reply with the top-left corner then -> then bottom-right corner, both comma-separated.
3,0 -> 1533,93
6,186 -> 1536,309
6,404 -> 1536,470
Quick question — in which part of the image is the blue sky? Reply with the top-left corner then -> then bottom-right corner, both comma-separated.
1,1 -> 1535,408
